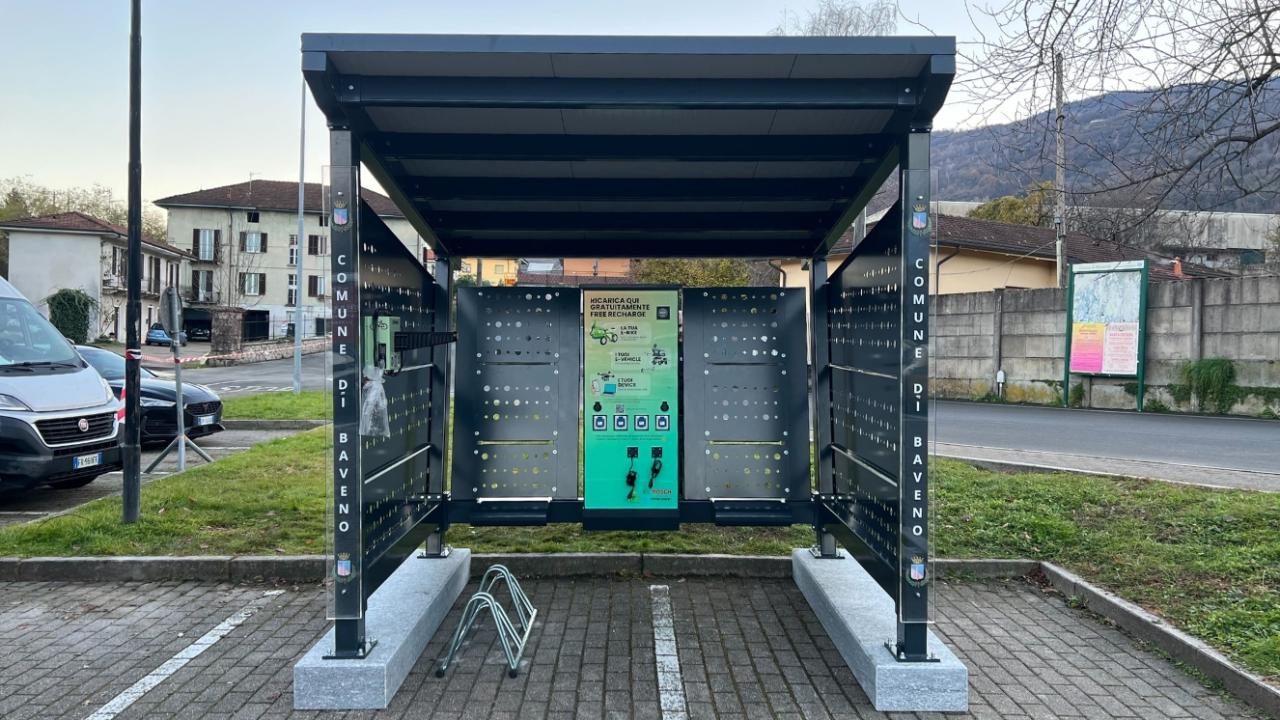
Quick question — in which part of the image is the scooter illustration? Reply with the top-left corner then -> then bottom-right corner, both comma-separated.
589,321 -> 619,346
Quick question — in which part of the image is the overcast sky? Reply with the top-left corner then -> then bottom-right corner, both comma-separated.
1,1 -> 978,203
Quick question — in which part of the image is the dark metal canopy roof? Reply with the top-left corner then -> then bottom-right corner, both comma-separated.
302,34 -> 955,258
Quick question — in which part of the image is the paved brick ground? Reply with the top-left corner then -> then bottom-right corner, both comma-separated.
0,576 -> 1263,719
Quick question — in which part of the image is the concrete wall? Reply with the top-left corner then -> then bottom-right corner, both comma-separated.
8,231 -> 100,321
930,275 -> 1280,417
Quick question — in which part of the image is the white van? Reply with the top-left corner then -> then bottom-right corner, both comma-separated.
0,277 -> 122,491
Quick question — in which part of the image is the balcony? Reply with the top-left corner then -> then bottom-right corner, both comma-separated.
184,288 -> 221,305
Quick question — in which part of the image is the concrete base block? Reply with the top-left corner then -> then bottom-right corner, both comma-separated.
792,549 -> 968,712
293,548 -> 471,710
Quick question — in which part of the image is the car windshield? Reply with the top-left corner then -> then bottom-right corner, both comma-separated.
149,324 -> 166,332
0,299 -> 84,369
77,346 -> 157,380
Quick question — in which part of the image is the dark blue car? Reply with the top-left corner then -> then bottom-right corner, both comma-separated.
145,323 -> 187,346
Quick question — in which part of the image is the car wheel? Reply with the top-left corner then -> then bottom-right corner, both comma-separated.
48,474 -> 99,490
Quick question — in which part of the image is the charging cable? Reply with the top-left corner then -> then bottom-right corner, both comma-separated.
649,458 -> 662,488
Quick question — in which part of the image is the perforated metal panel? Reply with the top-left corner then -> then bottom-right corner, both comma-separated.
825,216 -> 902,570
453,287 -> 580,499
352,204 -> 441,567
683,288 -> 808,500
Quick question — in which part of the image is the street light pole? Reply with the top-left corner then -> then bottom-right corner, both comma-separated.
1054,50 -> 1067,288
122,0 -> 143,523
294,79 -> 306,394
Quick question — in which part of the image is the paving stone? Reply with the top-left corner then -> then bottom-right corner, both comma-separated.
0,576 -> 1270,718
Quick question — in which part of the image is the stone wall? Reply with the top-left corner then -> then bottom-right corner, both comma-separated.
929,275 -> 1280,417
204,336 -> 328,367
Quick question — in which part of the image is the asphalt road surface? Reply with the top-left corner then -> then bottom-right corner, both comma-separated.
0,428 -> 300,528
933,400 -> 1279,476
179,352 -> 329,395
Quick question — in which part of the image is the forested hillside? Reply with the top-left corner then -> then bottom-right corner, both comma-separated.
933,86 -> 1280,213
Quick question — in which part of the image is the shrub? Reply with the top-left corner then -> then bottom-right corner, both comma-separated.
1143,397 -> 1171,413
1180,358 -> 1238,414
43,288 -> 96,344
1068,382 -> 1085,408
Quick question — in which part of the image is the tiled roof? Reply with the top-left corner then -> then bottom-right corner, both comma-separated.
154,180 -> 404,217
0,211 -> 190,257
832,213 -> 1228,280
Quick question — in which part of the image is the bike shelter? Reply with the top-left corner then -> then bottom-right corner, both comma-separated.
294,33 -> 966,712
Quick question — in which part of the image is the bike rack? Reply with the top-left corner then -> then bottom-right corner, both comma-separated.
435,564 -> 537,678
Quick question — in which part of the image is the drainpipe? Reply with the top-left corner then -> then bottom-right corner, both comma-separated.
934,246 -> 960,295
767,260 -> 787,287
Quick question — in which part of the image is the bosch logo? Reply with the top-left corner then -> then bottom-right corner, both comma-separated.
77,418 -> 90,433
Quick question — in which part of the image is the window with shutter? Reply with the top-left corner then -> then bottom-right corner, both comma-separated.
259,273 -> 267,295
239,231 -> 247,252
192,228 -> 200,257
308,275 -> 318,297
261,233 -> 268,252
213,229 -> 221,261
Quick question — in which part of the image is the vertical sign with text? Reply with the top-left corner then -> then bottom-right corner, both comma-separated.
898,143 -> 930,636
329,162 -> 363,621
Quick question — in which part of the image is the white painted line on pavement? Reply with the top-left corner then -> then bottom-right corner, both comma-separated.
649,584 -> 687,720
83,590 -> 285,720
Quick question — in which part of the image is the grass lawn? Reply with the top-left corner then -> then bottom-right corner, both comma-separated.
0,430 -> 1275,678
222,390 -> 328,420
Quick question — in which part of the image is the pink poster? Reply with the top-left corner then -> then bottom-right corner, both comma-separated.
1069,323 -> 1104,373
1102,322 -> 1139,375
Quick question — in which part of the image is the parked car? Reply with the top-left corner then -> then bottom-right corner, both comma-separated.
0,279 -> 123,492
76,345 -> 224,445
145,323 -> 187,346
187,326 -> 211,342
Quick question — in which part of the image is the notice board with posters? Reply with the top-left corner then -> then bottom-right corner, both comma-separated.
1064,260 -> 1149,410
582,288 -> 680,521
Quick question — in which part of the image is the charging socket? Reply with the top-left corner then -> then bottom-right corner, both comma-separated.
650,446 -> 663,458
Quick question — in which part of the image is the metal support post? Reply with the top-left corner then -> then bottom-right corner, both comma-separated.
122,0 -> 143,524
144,337 -> 214,473
894,128 -> 933,662
418,254 -> 453,560
327,127 -> 371,660
808,257 -> 840,559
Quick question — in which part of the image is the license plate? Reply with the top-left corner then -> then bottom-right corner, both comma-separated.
73,453 -> 103,469
195,414 -> 216,427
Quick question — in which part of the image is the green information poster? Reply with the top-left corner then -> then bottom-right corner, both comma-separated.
582,288 -> 680,511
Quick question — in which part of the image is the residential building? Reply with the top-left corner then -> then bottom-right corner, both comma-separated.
0,212 -> 190,339
518,258 -> 634,286
780,213 -> 1227,299
155,180 -> 422,339
939,201 -> 1279,274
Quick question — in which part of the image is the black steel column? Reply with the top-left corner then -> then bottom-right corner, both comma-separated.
808,257 -> 838,557
329,128 -> 367,657
122,0 -> 143,524
424,254 -> 452,556
895,129 -> 932,661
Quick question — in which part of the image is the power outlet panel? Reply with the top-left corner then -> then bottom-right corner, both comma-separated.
582,288 -> 680,511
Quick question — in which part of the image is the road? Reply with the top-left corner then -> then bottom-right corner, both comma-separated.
933,400 -> 1280,488
178,352 -> 329,395
0,428 -> 301,528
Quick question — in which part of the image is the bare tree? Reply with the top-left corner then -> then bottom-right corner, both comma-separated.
957,1 -> 1279,224
771,0 -> 897,36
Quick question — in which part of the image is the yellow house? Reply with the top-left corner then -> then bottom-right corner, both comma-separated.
779,213 -> 1195,297
420,247 -> 519,286
562,258 -> 632,279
